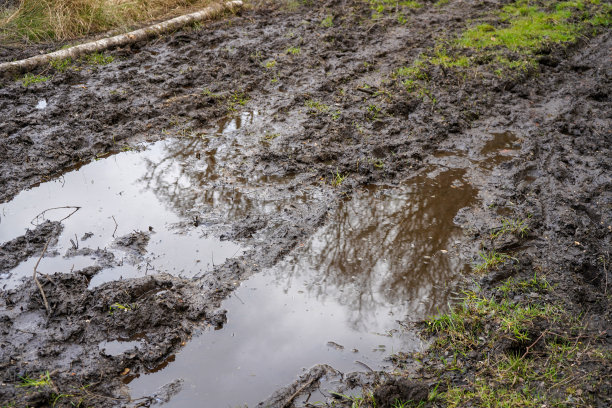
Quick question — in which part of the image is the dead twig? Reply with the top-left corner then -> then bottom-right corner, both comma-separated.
282,377 -> 317,408
31,205 -> 81,225
355,360 -> 374,372
70,233 -> 79,250
33,238 -> 52,315
603,251 -> 608,295
356,87 -> 376,95
112,215 -> 118,238
503,330 -> 547,374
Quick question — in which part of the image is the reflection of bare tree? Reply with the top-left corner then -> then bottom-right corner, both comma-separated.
275,169 -> 478,331
135,112 -> 270,220
135,143 -> 245,221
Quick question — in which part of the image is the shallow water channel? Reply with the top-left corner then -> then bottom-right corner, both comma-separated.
0,113 -> 483,406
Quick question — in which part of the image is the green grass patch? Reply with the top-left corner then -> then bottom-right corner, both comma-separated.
264,59 -> 277,69
261,132 -> 280,141
369,0 -> 423,20
473,250 -> 514,274
460,7 -> 576,51
366,104 -> 382,120
393,58 -> 428,80
458,0 -> 610,63
286,46 -> 300,55
490,216 -> 531,239
498,272 -> 551,296
321,15 -> 334,27
389,0 -> 611,99
305,98 -> 341,120
228,91 -> 249,111
331,170 -> 346,187
305,98 -> 330,114
421,273 -> 608,408
20,73 -> 49,87
18,371 -> 52,388
429,48 -> 471,69
427,289 -> 562,357
50,57 -> 72,72
84,52 -> 114,65
108,302 -> 133,315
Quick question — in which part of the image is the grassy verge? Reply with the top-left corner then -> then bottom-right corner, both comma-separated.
347,273 -> 610,407
421,273 -> 610,407
391,0 -> 611,97
0,0 -> 216,43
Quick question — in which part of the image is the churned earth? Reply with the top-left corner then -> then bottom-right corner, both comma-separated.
0,0 -> 610,407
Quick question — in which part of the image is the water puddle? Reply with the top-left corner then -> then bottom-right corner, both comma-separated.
478,131 -> 521,169
100,340 -> 142,357
0,111 -> 282,289
433,130 -> 521,170
128,167 -> 479,406
480,131 -> 520,155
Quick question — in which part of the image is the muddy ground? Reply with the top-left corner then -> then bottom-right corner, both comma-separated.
0,0 -> 610,407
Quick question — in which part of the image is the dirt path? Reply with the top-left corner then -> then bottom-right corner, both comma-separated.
1,0 -> 610,407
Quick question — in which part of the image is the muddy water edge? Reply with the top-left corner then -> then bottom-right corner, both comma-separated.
1,0 -> 611,407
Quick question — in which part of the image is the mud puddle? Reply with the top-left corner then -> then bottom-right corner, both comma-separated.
0,111 -> 278,289
127,167 -> 479,406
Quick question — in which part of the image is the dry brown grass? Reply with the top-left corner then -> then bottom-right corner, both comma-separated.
0,0 -> 217,43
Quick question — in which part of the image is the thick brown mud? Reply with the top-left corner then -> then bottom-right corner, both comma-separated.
1,0 -> 610,407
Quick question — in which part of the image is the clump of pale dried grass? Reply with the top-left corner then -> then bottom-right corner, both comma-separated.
1,0 -> 214,42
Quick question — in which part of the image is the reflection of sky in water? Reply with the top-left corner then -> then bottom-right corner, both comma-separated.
129,168 -> 479,407
128,270 -> 420,408
0,136 -> 250,289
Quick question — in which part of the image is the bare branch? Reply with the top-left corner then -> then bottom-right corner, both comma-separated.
33,238 -> 52,315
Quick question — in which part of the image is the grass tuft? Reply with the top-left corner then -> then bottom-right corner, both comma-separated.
369,0 -> 423,22
20,73 -> 49,86
321,14 -> 333,27
18,371 -> 52,388
286,46 -> 300,55
331,170 -> 346,187
490,216 -> 531,239
50,57 -> 72,72
473,250 -> 514,274
85,52 -> 114,65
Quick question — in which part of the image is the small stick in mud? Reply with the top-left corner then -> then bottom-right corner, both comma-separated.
603,251 -> 609,295
33,238 -> 52,315
112,215 -> 118,238
355,360 -> 375,372
282,377 -> 317,408
233,292 -> 245,304
70,233 -> 79,250
30,205 -> 81,225
503,330 -> 548,374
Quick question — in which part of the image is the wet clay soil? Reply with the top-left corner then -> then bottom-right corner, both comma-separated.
1,0 -> 611,407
